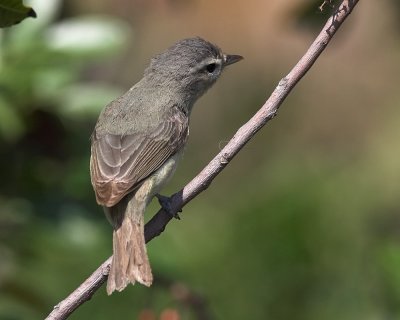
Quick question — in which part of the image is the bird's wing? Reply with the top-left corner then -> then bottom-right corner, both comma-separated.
90,107 -> 189,207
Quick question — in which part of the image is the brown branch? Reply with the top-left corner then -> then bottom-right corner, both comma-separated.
45,1 -> 360,319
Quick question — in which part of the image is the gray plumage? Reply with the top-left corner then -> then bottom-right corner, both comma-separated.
90,37 -> 242,294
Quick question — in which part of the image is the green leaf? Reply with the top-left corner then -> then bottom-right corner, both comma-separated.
0,0 -> 37,28
45,16 -> 130,57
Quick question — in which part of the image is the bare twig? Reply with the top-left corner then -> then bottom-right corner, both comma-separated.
319,0 -> 335,12
45,1 -> 360,319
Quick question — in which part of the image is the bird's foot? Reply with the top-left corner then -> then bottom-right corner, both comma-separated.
155,194 -> 181,220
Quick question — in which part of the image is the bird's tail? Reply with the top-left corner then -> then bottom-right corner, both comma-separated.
105,195 -> 153,295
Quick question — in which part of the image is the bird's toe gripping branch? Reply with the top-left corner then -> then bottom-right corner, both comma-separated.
155,193 -> 181,220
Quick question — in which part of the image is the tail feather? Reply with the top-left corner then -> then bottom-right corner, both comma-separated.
105,196 -> 153,295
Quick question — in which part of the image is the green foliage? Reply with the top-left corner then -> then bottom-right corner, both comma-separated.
0,1 -> 128,142
0,0 -> 36,28
0,1 -> 131,318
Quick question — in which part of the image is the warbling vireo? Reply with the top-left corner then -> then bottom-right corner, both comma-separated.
90,37 -> 242,294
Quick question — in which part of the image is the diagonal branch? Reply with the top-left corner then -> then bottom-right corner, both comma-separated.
45,1 -> 360,319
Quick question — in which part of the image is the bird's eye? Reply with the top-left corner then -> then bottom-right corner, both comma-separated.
205,63 -> 217,73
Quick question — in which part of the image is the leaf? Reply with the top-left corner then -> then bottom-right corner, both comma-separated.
45,16 -> 130,57
0,0 -> 37,28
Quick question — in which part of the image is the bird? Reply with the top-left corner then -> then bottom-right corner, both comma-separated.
90,37 -> 242,295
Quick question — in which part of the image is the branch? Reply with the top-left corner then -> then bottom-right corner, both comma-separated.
45,1 -> 360,319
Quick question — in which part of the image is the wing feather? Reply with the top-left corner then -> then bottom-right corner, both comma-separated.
90,107 -> 188,207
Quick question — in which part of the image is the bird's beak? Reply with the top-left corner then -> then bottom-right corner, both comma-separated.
223,54 -> 243,67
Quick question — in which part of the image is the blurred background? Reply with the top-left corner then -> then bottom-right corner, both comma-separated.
1,0 -> 400,319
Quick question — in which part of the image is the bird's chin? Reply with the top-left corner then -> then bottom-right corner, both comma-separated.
196,84 -> 214,98
184,77 -> 218,102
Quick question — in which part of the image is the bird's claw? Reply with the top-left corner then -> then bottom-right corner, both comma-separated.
155,194 -> 181,220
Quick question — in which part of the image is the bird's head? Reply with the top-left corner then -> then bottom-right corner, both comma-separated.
144,37 -> 243,99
